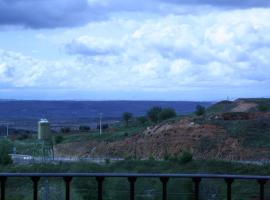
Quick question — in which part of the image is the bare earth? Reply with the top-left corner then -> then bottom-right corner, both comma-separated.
54,117 -> 270,161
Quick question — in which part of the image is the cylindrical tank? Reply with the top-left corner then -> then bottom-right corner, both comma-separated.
38,119 -> 51,140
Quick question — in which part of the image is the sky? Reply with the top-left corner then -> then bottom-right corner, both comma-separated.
0,0 -> 270,101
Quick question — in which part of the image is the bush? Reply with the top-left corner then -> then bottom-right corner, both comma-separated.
179,151 -> 193,164
137,116 -> 148,125
122,112 -> 133,126
159,108 -> 177,121
96,124 -> 109,130
195,105 -> 206,116
60,127 -> 71,133
147,107 -> 177,123
0,139 -> 13,165
54,135 -> 64,144
18,134 -> 29,140
79,125 -> 91,132
105,158 -> 110,164
0,154 -> 12,165
163,153 -> 170,161
148,155 -> 155,161
124,155 -> 133,161
147,107 -> 162,123
258,104 -> 269,112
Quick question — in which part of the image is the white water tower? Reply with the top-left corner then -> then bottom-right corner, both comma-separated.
37,119 -> 54,162
38,119 -> 51,140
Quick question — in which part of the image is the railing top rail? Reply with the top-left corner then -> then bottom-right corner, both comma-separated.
0,173 -> 269,180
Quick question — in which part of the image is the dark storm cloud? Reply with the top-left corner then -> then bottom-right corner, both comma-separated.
157,0 -> 270,8
0,0 -> 105,28
0,0 -> 269,29
0,0 -> 159,28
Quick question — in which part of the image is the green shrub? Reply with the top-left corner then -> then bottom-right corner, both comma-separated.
124,155 -> 133,161
60,127 -> 71,133
0,154 -> 12,165
122,112 -> 133,126
79,126 -> 91,132
168,151 -> 193,164
179,151 -> 193,164
163,153 -> 170,161
97,124 -> 109,130
159,108 -> 177,121
195,105 -> 206,116
0,139 -> 13,165
168,155 -> 178,162
148,155 -> 155,161
137,116 -> 148,125
147,107 -> 177,123
18,134 -> 29,140
258,104 -> 269,112
54,135 -> 64,144
105,158 -> 110,164
147,107 -> 162,123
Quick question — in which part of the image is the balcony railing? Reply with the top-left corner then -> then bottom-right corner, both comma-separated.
0,173 -> 269,200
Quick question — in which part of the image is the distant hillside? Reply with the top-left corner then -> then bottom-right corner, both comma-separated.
0,100 -> 211,129
206,98 -> 270,114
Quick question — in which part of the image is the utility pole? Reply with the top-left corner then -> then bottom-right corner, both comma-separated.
99,113 -> 102,135
6,123 -> 9,137
0,122 -> 10,137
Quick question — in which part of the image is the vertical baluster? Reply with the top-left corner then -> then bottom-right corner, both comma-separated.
160,177 -> 169,200
258,179 -> 267,200
128,177 -> 137,200
225,178 -> 234,200
192,177 -> 201,200
0,176 -> 7,200
96,177 -> 104,200
31,177 -> 40,200
63,177 -> 72,200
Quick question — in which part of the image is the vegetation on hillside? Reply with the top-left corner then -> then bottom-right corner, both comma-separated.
0,139 -> 12,165
122,112 -> 133,126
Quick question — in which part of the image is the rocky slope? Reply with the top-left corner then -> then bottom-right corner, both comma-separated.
54,117 -> 270,161
54,99 -> 270,161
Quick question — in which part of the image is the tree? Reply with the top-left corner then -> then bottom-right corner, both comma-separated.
96,124 -> 109,130
195,105 -> 206,116
79,125 -> 91,132
179,151 -> 193,163
258,104 -> 269,112
60,127 -> 71,133
54,135 -> 64,144
0,139 -> 12,165
159,108 -> 177,121
147,106 -> 162,123
122,112 -> 133,126
137,116 -> 148,125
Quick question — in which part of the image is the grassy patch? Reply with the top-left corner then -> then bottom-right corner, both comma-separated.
61,125 -> 144,143
210,119 -> 270,148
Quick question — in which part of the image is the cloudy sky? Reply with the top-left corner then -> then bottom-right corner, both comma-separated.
0,0 -> 269,100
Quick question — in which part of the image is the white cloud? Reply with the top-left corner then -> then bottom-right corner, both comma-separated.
1,8 -> 270,99
136,10 -> 270,87
66,36 -> 124,56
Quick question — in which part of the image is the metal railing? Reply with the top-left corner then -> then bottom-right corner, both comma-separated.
0,173 -> 269,200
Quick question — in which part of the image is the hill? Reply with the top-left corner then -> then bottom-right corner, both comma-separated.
54,98 -> 270,161
206,98 -> 270,114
